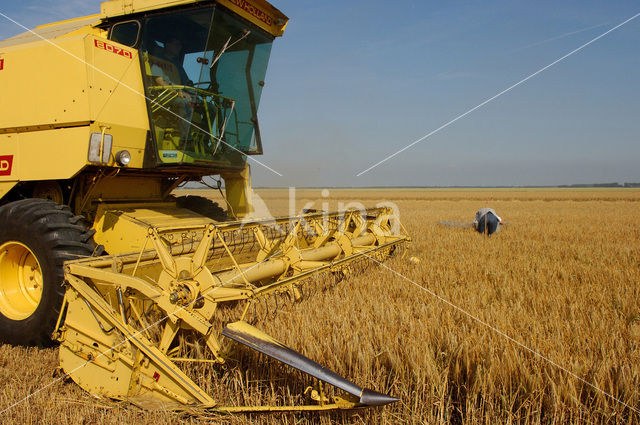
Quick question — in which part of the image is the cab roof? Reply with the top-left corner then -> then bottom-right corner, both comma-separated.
0,15 -> 101,48
0,0 -> 287,48
101,0 -> 288,36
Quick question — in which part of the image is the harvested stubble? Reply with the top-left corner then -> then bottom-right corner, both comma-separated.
1,188 -> 639,424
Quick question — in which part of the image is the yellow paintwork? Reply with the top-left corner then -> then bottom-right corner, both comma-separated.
0,33 -> 149,170
83,36 -> 150,167
60,275 -> 216,406
222,163 -> 253,217
0,35 -> 99,129
0,241 -> 43,320
36,14 -> 102,30
92,202 -> 214,254
17,127 -> 98,181
0,15 -> 101,49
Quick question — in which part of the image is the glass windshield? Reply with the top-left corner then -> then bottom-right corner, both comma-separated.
140,6 -> 273,167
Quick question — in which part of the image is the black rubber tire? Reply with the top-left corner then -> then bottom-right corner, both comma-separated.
0,199 -> 96,346
175,195 -> 229,221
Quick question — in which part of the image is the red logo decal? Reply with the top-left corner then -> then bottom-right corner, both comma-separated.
153,371 -> 160,382
0,59 -> 4,70
94,39 -> 133,59
0,155 -> 13,176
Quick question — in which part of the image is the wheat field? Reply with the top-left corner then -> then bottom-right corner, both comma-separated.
1,188 -> 639,424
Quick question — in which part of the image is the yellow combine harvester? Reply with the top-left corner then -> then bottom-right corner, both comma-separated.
0,0 -> 409,412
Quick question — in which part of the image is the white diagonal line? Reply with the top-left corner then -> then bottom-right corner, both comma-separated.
356,12 -> 640,177
507,22 -> 609,54
0,11 -> 283,177
363,253 -> 640,415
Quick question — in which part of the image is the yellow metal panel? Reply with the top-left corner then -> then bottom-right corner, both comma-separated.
0,35 -> 92,130
0,15 -> 101,49
36,15 -> 102,29
84,36 -> 150,167
101,0 -> 201,18
0,121 -> 91,135
0,33 -> 150,171
95,123 -> 146,168
222,163 -> 253,217
82,176 -> 165,206
85,36 -> 148,128
16,126 -> 91,180
93,203 -> 213,255
60,280 -> 215,405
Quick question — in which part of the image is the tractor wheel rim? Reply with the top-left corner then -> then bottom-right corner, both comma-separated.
0,241 -> 44,320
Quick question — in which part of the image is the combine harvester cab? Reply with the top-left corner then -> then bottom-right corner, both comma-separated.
0,0 -> 410,413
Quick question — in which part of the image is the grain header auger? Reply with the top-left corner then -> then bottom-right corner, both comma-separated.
0,0 -> 410,413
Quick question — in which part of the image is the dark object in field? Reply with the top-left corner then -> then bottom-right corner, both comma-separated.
473,208 -> 502,235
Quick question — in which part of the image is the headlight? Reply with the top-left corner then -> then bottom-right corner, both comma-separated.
115,150 -> 131,166
87,132 -> 112,163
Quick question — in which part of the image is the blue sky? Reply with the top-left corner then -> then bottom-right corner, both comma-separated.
1,1 -> 639,187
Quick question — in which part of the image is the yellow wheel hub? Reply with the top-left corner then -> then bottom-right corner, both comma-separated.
0,241 -> 44,320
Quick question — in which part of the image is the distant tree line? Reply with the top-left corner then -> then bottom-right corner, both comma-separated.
557,182 -> 640,188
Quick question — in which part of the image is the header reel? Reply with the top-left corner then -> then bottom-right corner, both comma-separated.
55,207 -> 409,412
